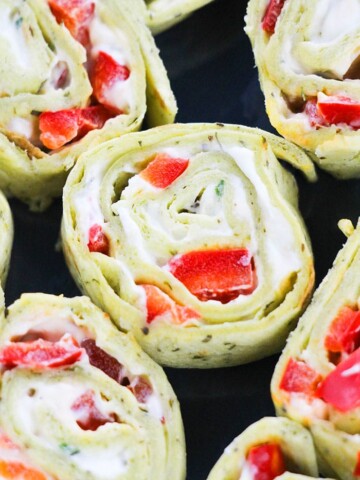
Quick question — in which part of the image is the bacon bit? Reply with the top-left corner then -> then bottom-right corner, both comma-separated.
71,390 -> 116,431
128,376 -> 152,403
91,51 -> 130,114
0,460 -> 47,480
354,452 -> 360,476
304,99 -> 326,128
140,154 -> 189,189
87,224 -> 110,255
325,307 -> 360,360
279,358 -> 322,395
141,284 -> 201,325
0,334 -> 82,369
247,444 -> 286,480
316,349 -> 360,412
48,0 -> 95,46
81,339 -> 123,383
39,106 -> 113,150
167,249 -> 257,303
262,0 -> 286,34
160,416 -> 166,425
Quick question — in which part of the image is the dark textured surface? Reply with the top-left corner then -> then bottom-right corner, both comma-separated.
5,0 -> 360,478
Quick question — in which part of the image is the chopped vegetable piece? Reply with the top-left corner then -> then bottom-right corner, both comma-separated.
91,51 -> 130,113
0,460 -> 47,480
317,96 -> 360,129
128,376 -> 153,403
71,390 -> 116,431
141,284 -> 201,324
316,349 -> 360,411
279,358 -> 322,394
354,452 -> 360,476
140,153 -> 189,189
247,443 -> 286,480
262,0 -> 286,34
39,106 -> 113,150
325,306 -> 360,356
0,334 -> 82,369
48,0 -> 95,46
167,249 -> 256,303
87,224 -> 110,254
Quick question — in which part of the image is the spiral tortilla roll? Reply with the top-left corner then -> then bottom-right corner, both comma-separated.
245,0 -> 360,179
271,219 -> 360,479
143,0 -> 215,34
0,0 -> 176,210
62,122 -> 315,368
206,417 -> 322,480
0,293 -> 185,480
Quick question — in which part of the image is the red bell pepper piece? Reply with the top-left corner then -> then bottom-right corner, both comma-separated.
279,358 -> 322,394
91,51 -> 130,113
71,390 -> 116,431
262,0 -> 286,34
128,377 -> 153,403
87,224 -> 110,255
140,153 -> 189,189
48,0 -> 95,46
317,96 -> 360,129
316,349 -> 360,411
167,249 -> 256,303
39,106 -> 113,150
325,306 -> 360,356
247,443 -> 286,480
141,284 -> 201,324
0,334 -> 82,369
0,460 -> 47,480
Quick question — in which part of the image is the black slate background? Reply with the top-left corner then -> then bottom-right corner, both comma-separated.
5,0 -> 360,478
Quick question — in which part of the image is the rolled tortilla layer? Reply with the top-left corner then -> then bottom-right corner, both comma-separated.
0,0 -> 176,210
272,219 -> 360,479
245,0 -> 360,178
62,122 -> 315,368
206,417 -> 322,480
0,293 -> 185,480
143,0 -> 215,34
0,191 -> 13,288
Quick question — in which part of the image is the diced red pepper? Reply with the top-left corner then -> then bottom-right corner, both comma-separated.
87,224 -> 110,255
262,0 -> 286,34
71,390 -> 116,431
141,284 -> 201,324
128,376 -> 153,403
39,106 -> 113,150
140,154 -> 189,189
279,358 -> 322,395
167,249 -> 256,303
0,334 -> 82,369
325,306 -> 360,356
0,460 -> 47,480
354,452 -> 360,476
317,96 -> 360,129
247,443 -> 286,480
316,349 -> 360,411
91,51 -> 130,113
48,0 -> 95,46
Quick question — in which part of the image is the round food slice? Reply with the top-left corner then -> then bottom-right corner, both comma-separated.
272,219 -> 360,479
0,0 -> 176,210
0,293 -> 185,480
62,122 -> 315,367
